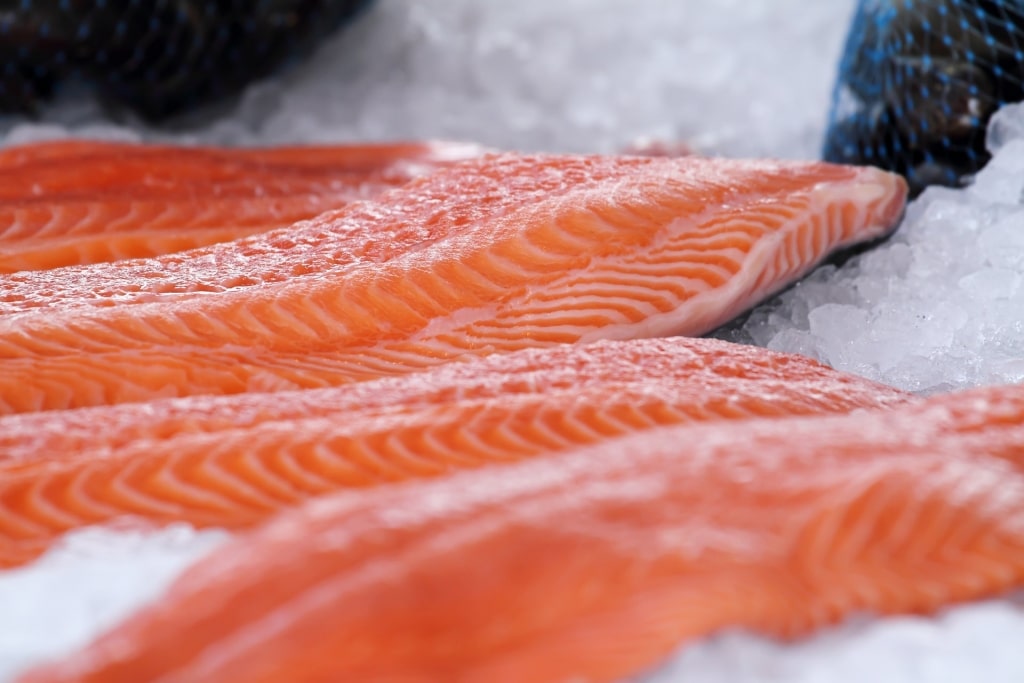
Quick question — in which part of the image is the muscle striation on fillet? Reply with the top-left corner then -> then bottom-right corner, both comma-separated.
0,139 -> 484,271
18,382 -> 1024,683
0,153 -> 907,414
0,337 -> 912,567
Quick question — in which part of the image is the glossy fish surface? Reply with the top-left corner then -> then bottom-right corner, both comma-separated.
0,337 -> 911,567
18,381 -> 1024,683
0,139 -> 484,271
0,153 -> 907,414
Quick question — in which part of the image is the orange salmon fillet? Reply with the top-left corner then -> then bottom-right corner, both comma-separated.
0,154 -> 907,414
0,139 -> 483,271
0,337 -> 911,567
18,381 -> 1024,683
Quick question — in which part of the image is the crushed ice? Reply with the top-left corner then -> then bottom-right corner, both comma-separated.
719,102 -> 1024,395
640,595 -> 1024,683
0,526 -> 226,679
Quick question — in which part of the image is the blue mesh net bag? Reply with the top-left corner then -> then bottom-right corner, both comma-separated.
823,0 -> 1024,196
0,0 -> 375,120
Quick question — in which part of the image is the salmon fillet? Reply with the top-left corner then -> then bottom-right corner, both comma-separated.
18,381 -> 1024,683
0,139 -> 483,271
0,154 -> 907,413
0,337 -> 911,567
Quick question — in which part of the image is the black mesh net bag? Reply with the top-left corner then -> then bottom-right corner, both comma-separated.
0,0 -> 375,121
822,0 -> 1024,196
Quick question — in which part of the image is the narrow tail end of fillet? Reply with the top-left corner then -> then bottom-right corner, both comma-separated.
861,165 -> 910,228
818,164 -> 909,267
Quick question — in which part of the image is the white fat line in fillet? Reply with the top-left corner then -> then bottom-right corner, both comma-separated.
33,203 -> 97,240
923,460 -> 1024,571
73,361 -> 171,405
0,207 -> 26,239
96,453 -> 202,518
283,344 -> 456,377
245,296 -> 332,345
0,319 -> 93,354
264,291 -> 350,343
215,300 -> 299,343
623,250 -> 749,283
492,296 -> 667,328
518,274 -> 712,308
531,213 -> 605,256
922,476 -> 1006,574
364,278 -> 443,331
503,222 -> 761,296
646,216 -> 764,254
368,424 -> 467,475
799,458 -> 1014,602
431,271 -> 713,338
3,205 -> 64,241
380,266 -> 458,320
649,235 -> 758,263
794,214 -> 820,269
103,200 -> 153,237
877,460 -> 1024,604
528,266 -> 727,297
61,463 -> 128,520
407,410 -> 516,467
269,443 -> 342,495
115,311 -> 223,348
153,200 -> 215,230
471,241 -> 576,283
134,447 -> 259,515
13,475 -> 87,530
534,272 -> 712,305
667,208 -> 769,236
686,398 -> 754,421
776,227 -> 806,282
192,448 -> 294,512
210,438 -> 309,504
896,469 -> 972,566
464,321 -> 611,346
303,429 -> 409,484
802,465 -> 914,576
505,227 -> 594,273
436,407 -> 553,463
69,316 -> 193,351
398,258 -> 509,311
706,202 -> 835,307
403,262 -> 473,313
179,477 -> 586,679
0,482 -> 54,536
356,428 -> 456,481
609,400 -> 672,429
494,399 -> 588,452
432,248 -> 528,296
0,316 -> 169,356
556,400 -> 657,442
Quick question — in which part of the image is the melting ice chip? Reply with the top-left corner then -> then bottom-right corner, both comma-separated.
0,525 -> 227,681
639,595 -> 1024,683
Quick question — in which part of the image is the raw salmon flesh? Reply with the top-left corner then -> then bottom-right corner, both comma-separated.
0,142 -> 949,683
0,153 -> 907,414
0,139 -> 483,272
0,337 -> 911,568
18,381 -> 1024,683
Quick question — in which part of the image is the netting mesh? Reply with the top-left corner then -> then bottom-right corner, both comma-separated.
823,0 -> 1024,195
0,0 -> 374,120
